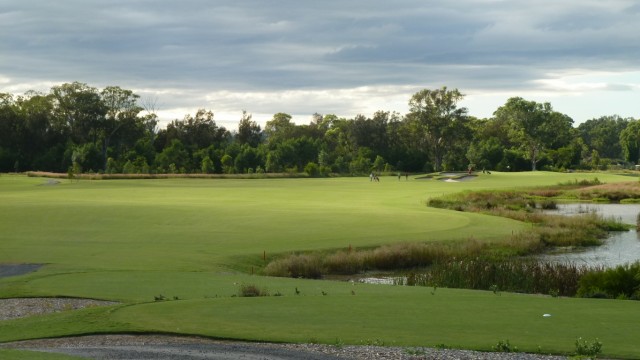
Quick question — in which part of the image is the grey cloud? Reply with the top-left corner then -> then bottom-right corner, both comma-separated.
1,0 -> 639,123
604,83 -> 634,91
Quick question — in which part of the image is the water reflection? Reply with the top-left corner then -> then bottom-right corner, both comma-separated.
541,204 -> 640,268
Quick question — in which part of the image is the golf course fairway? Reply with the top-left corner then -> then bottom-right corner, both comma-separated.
1,171 -> 639,358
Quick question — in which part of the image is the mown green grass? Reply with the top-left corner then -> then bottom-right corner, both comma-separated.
118,288 -> 640,357
1,172 -> 639,358
0,174 -> 530,276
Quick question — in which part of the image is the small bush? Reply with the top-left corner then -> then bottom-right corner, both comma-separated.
493,339 -> 518,353
238,284 -> 269,297
539,199 -> 557,209
575,337 -> 602,358
304,162 -> 320,177
577,262 -> 640,299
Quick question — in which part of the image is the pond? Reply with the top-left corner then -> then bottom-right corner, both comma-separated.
357,204 -> 640,285
540,204 -> 640,268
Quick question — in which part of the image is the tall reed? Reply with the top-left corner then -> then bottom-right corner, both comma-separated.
263,240 -> 488,278
401,258 -> 594,297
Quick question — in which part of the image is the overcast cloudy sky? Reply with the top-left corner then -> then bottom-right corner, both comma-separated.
2,1 -> 640,128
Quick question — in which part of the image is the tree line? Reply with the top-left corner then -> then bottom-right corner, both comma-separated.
1,82 -> 639,175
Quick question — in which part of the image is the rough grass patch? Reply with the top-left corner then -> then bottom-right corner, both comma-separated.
263,253 -> 325,279
238,284 -> 269,297
264,241 -> 489,279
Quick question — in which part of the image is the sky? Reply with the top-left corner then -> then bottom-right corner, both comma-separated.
2,0 -> 640,129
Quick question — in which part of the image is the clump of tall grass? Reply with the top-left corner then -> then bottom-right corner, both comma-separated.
263,241 -> 489,278
557,177 -> 602,187
573,181 -> 640,202
574,337 -> 603,358
401,258 -> 592,297
238,284 -> 270,297
263,253 -> 325,279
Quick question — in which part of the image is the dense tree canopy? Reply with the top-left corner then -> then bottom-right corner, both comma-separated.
494,97 -> 574,171
0,82 -> 638,175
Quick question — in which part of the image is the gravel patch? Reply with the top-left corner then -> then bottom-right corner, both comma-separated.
1,335 -> 572,360
0,298 -> 119,321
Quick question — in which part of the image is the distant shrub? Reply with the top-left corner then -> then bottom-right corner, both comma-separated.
539,199 -> 557,209
304,162 -> 320,177
238,284 -> 269,297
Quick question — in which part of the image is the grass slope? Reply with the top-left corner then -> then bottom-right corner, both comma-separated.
1,172 -> 639,358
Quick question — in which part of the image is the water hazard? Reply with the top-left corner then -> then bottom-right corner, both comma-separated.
358,204 -> 640,285
541,204 -> 640,268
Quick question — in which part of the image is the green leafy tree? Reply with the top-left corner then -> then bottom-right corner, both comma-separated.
591,149 -> 601,169
220,154 -> 234,174
578,115 -> 629,160
494,97 -> 573,171
234,145 -> 261,173
620,120 -> 640,164
201,155 -> 214,174
264,112 -> 295,146
236,110 -> 262,147
51,82 -> 106,145
99,86 -> 143,171
105,157 -> 119,174
265,152 -> 281,173
304,162 -> 320,177
407,87 -> 470,171
373,155 -> 385,172
155,139 -> 189,173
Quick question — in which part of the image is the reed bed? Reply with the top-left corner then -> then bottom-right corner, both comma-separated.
263,240 -> 489,278
399,258 -> 595,297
